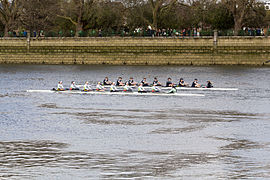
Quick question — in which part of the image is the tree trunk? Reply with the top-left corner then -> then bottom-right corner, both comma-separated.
234,21 -> 241,36
232,2 -> 246,36
152,10 -> 158,30
74,0 -> 84,37
234,13 -> 244,36
75,22 -> 83,37
4,25 -> 9,37
150,0 -> 160,31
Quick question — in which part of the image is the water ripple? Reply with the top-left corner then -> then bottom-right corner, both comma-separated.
0,140 -> 219,179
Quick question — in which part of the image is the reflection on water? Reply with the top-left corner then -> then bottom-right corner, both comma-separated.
40,103 -> 262,134
0,65 -> 270,179
0,139 -> 269,179
212,137 -> 265,150
151,125 -> 206,134
0,140 -> 217,179
213,136 -> 270,179
0,93 -> 26,98
0,141 -> 68,168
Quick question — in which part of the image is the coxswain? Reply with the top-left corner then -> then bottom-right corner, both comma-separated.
103,77 -> 112,85
123,82 -> 133,92
151,84 -> 161,93
57,81 -> 65,91
178,78 -> 188,87
110,82 -> 118,92
83,81 -> 92,91
206,80 -> 213,88
191,79 -> 201,88
153,77 -> 162,86
166,78 -> 173,87
70,81 -> 80,90
116,77 -> 125,86
168,84 -> 177,94
138,83 -> 147,93
128,77 -> 137,86
141,77 -> 149,86
96,82 -> 105,91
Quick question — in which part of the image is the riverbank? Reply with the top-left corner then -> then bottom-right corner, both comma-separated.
0,37 -> 270,66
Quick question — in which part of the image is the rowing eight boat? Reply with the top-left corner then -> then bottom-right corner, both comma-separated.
154,87 -> 238,91
27,90 -> 205,97
102,86 -> 238,91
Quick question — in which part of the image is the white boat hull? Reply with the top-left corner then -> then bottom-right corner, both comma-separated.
160,87 -> 238,91
26,90 -> 205,97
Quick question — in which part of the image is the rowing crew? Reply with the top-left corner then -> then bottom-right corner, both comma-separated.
56,81 -> 105,92
103,77 -> 213,88
110,83 -> 162,93
56,81 -> 178,93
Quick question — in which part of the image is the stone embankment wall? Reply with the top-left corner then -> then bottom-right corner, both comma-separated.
0,37 -> 270,65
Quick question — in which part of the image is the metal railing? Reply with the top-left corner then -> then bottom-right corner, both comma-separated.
0,29 -> 268,38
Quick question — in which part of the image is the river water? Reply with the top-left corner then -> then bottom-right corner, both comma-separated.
0,65 -> 269,179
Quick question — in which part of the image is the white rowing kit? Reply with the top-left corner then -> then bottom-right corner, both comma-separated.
96,84 -> 105,90
70,83 -> 79,89
138,86 -> 145,92
124,85 -> 132,91
57,84 -> 64,89
110,85 -> 118,91
83,84 -> 91,91
152,86 -> 161,91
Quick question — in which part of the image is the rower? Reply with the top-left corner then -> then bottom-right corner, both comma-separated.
128,77 -> 137,86
141,77 -> 149,86
153,77 -> 162,86
96,82 -> 105,91
103,77 -> 112,85
57,81 -> 65,91
206,80 -> 213,88
168,84 -> 177,94
191,79 -> 201,88
138,83 -> 147,93
123,82 -> 133,92
151,84 -> 161,93
166,78 -> 173,87
110,82 -> 118,92
83,81 -> 92,91
70,81 -> 80,90
178,78 -> 188,87
116,77 -> 125,86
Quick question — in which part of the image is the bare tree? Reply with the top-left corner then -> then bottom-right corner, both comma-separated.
124,0 -> 151,29
222,0 -> 257,35
149,0 -> 177,30
0,0 -> 20,37
124,0 -> 177,30
57,0 -> 94,37
19,0 -> 59,33
94,1 -> 125,32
